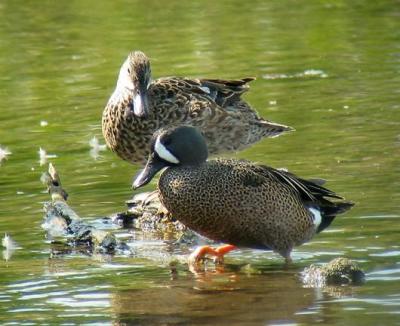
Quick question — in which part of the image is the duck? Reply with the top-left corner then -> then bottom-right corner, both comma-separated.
133,125 -> 354,264
102,51 -> 293,164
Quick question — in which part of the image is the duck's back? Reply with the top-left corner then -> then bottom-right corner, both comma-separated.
147,76 -> 258,124
103,77 -> 292,164
158,159 -> 316,256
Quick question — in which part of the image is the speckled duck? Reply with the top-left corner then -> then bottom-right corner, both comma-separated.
133,126 -> 354,263
102,51 -> 293,164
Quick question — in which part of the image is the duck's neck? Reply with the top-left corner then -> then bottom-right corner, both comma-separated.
109,84 -> 133,105
109,68 -> 136,102
116,64 -> 135,90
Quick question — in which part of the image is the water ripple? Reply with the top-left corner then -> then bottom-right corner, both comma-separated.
262,69 -> 328,80
47,297 -> 110,308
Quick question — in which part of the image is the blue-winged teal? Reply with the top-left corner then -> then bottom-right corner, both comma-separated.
133,126 -> 354,263
102,51 -> 293,164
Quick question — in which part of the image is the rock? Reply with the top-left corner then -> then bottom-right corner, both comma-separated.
41,163 -> 118,253
114,190 -> 188,234
302,257 -> 365,287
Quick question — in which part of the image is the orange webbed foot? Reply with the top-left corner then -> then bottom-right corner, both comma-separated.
188,244 -> 237,266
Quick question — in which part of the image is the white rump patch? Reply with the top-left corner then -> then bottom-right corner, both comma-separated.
309,207 -> 322,228
155,136 -> 179,164
199,86 -> 210,94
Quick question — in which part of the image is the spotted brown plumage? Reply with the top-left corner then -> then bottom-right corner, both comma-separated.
102,51 -> 293,164
133,126 -> 354,263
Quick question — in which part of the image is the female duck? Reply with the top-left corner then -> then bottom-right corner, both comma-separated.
133,126 -> 353,263
102,51 -> 293,164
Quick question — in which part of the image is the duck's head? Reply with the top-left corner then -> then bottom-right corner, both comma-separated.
133,126 -> 208,189
117,51 -> 151,117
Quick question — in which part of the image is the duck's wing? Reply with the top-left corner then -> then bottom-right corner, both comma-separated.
232,160 -> 353,233
195,78 -> 255,106
267,166 -> 354,232
153,77 -> 255,107
269,166 -> 343,201
244,163 -> 343,202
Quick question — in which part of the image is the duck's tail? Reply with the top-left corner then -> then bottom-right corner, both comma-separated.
315,200 -> 354,233
257,119 -> 295,138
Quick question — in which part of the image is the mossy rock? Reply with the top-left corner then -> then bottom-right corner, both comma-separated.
302,257 -> 365,287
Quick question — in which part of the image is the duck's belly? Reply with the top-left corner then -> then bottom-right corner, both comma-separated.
158,162 -> 316,256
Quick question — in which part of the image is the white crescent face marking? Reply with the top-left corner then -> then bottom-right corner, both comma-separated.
155,136 -> 179,164
309,207 -> 322,228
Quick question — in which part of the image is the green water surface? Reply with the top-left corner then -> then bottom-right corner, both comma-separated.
1,0 -> 400,325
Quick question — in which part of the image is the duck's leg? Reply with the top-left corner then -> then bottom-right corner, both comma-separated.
188,244 -> 237,265
282,249 -> 293,265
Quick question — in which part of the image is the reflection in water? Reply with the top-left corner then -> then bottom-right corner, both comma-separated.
40,240 -> 368,324
109,263 -> 368,325
2,233 -> 21,262
111,268 -> 317,325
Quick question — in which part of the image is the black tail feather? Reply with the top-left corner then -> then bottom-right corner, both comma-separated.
308,178 -> 326,186
317,201 -> 354,233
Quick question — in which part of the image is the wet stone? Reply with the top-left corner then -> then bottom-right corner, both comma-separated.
301,257 -> 365,287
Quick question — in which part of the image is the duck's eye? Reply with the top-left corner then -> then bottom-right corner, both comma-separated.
52,181 -> 59,187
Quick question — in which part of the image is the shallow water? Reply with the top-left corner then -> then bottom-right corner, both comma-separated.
1,0 -> 400,325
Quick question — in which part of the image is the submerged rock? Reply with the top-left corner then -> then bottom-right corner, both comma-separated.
112,191 -> 190,235
301,257 -> 365,287
41,163 -> 117,253
40,163 -> 199,260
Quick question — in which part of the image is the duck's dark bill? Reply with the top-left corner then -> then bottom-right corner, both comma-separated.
132,158 -> 167,189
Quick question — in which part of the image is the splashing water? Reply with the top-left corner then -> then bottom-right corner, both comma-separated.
89,136 -> 107,160
0,146 -> 11,164
38,148 -> 58,166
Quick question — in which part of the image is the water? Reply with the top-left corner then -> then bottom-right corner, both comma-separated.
1,0 -> 400,324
